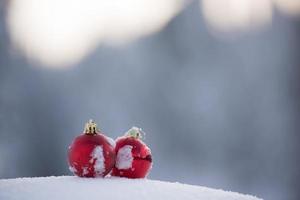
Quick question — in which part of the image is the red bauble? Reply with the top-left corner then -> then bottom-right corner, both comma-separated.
68,120 -> 115,177
112,127 -> 152,178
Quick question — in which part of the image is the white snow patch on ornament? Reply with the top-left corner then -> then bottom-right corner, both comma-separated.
116,145 -> 133,170
82,167 -> 89,176
90,145 -> 105,176
68,166 -> 77,173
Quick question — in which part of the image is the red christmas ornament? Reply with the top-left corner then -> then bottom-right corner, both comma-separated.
112,127 -> 152,178
68,120 -> 115,177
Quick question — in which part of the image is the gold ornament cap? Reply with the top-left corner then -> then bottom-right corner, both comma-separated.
125,126 -> 144,139
84,119 -> 99,135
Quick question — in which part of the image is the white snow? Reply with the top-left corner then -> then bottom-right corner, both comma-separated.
90,145 -> 105,176
105,135 -> 116,148
0,176 -> 263,200
82,167 -> 89,176
116,145 -> 133,170
68,166 -> 77,173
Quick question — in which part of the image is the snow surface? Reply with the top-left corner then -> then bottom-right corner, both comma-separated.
116,145 -> 133,169
89,145 -> 105,176
0,176 -> 262,200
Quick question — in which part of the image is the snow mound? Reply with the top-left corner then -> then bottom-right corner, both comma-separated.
0,176 -> 262,200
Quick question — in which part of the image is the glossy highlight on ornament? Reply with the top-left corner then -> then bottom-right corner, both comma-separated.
112,127 -> 152,179
68,120 -> 115,177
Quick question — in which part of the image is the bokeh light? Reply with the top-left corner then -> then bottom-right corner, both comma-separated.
7,0 -> 185,68
274,0 -> 300,16
7,0 -> 300,68
201,0 -> 273,32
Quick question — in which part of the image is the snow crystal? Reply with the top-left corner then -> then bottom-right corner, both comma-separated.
90,145 -> 105,176
0,176 -> 263,200
116,145 -> 133,170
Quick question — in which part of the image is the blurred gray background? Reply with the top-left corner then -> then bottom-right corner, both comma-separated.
0,1 -> 299,200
